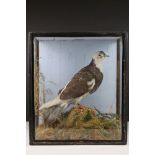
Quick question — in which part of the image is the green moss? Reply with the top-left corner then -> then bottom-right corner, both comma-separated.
37,104 -> 122,140
83,111 -> 92,122
42,104 -> 121,138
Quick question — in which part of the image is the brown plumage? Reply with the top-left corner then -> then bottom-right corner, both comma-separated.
60,59 -> 103,100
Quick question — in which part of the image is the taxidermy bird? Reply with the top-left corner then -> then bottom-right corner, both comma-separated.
39,51 -> 109,124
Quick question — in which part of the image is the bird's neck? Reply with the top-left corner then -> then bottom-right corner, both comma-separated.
89,59 -> 103,72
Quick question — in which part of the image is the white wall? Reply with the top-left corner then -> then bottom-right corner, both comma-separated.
39,37 -> 117,113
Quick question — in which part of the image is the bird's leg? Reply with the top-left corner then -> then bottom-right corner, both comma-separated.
73,102 -> 81,109
77,103 -> 80,106
75,96 -> 83,107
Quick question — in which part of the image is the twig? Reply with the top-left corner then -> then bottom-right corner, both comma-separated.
94,106 -> 113,119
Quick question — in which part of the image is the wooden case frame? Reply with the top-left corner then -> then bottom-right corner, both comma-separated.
27,32 -> 128,145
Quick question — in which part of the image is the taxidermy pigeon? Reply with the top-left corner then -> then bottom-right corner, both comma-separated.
39,51 -> 109,124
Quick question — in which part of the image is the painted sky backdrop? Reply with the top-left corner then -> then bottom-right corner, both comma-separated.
39,37 -> 117,113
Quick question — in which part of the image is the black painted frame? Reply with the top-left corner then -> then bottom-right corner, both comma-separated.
28,32 -> 128,145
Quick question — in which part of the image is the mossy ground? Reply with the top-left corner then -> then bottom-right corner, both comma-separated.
36,104 -> 121,140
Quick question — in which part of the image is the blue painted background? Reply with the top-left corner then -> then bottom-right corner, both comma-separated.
38,37 -> 117,113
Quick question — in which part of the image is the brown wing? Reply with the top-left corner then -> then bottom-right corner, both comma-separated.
60,69 -> 94,100
89,71 -> 103,94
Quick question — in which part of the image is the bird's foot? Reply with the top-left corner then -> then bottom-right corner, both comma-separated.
73,103 -> 80,108
74,103 -> 85,109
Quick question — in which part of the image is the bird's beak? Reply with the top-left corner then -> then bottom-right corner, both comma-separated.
105,54 -> 110,57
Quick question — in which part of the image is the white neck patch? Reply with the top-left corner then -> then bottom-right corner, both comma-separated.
93,59 -> 103,73
95,62 -> 103,72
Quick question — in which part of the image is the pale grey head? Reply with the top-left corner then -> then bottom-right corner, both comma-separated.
91,51 -> 109,72
97,51 -> 109,58
93,51 -> 109,63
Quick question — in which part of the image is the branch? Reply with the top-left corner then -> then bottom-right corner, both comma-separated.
94,106 -> 113,119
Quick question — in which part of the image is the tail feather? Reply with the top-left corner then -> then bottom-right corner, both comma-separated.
39,97 -> 61,110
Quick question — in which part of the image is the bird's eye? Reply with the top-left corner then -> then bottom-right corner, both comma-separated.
98,54 -> 102,57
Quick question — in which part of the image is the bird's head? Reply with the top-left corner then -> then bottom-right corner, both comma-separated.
92,51 -> 109,64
